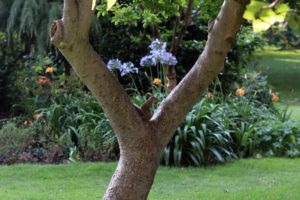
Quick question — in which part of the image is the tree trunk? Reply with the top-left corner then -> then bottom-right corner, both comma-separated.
104,150 -> 161,200
104,127 -> 163,199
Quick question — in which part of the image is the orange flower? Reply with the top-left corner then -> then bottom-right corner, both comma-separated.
45,67 -> 54,73
153,78 -> 162,86
38,76 -> 49,85
272,93 -> 279,102
23,120 -> 32,126
236,88 -> 246,96
33,113 -> 44,120
207,92 -> 213,98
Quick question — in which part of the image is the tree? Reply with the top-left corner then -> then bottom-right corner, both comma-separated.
50,0 -> 249,199
4,0 -> 62,52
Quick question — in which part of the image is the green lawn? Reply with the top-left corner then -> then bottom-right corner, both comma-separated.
253,46 -> 300,121
1,159 -> 300,200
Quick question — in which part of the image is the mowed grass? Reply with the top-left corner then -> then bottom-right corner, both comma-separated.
253,46 -> 300,120
1,159 -> 300,200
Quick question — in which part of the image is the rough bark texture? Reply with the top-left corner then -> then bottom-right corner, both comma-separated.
50,0 -> 249,199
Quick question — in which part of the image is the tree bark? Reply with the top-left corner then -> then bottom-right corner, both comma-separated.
50,0 -> 249,199
103,142 -> 162,200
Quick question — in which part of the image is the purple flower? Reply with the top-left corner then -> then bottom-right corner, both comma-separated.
107,59 -> 121,71
119,62 -> 139,76
149,39 -> 167,51
140,39 -> 178,67
160,52 -> 177,66
140,55 -> 157,67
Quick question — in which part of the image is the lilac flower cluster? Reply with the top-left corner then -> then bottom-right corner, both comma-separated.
149,39 -> 167,51
107,59 -> 122,71
107,59 -> 138,77
119,62 -> 138,77
140,39 -> 177,67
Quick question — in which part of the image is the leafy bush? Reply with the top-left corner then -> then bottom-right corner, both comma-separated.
0,32 -> 26,116
0,121 -> 36,164
0,69 -> 118,164
161,99 -> 237,166
256,118 -> 300,158
219,26 -> 266,92
161,95 -> 300,166
37,90 -> 117,161
0,117 -> 74,165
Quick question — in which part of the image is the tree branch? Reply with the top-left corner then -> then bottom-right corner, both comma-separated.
50,0 -> 147,149
267,0 -> 283,9
255,0 -> 283,19
152,0 -> 250,146
192,3 -> 203,20
167,0 -> 195,92
172,0 -> 195,56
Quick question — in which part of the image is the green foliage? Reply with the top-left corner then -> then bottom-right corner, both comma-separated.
0,88 -> 117,164
254,47 -> 300,104
287,11 -> 300,35
95,0 -> 265,93
5,40 -> 297,166
2,0 -> 299,168
243,0 -> 300,37
111,5 -> 140,26
0,116 -> 71,164
37,89 -> 117,161
162,98 -> 236,166
6,0 -> 62,52
0,121 -> 35,163
97,0 -> 186,28
256,117 -> 300,158
219,26 -> 266,92
2,50 -> 299,166
0,59 -> 117,163
161,93 -> 300,166
266,27 -> 300,49
0,0 -> 13,30
0,32 -> 25,115
237,72 -> 273,106
107,0 -> 117,11
3,0 -> 99,54
7,55 -> 59,115
244,0 -> 290,33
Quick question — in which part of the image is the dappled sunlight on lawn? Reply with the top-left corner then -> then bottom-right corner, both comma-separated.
253,46 -> 300,107
273,58 -> 300,64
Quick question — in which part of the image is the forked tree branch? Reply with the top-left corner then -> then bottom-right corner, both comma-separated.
152,0 -> 250,146
50,0 -> 147,149
50,1 -> 250,199
51,0 -> 249,151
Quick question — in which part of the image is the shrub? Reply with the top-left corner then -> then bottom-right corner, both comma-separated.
0,118 -> 73,164
161,95 -> 300,166
0,121 -> 36,164
38,91 -> 117,161
256,118 -> 300,158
